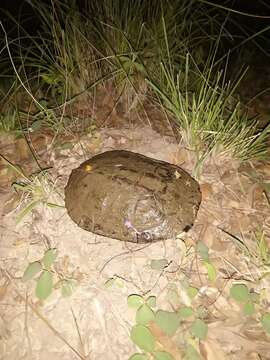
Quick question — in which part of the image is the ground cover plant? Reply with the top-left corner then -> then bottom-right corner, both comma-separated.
0,0 -> 270,359
127,240 -> 270,359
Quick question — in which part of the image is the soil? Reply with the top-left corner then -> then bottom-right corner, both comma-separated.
0,95 -> 270,359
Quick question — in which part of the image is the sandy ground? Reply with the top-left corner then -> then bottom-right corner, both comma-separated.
0,125 -> 270,360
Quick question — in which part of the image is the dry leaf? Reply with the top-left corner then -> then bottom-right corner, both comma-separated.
2,193 -> 21,215
200,183 -> 213,200
0,280 -> 9,301
15,138 -> 31,161
148,321 -> 183,360
200,339 -> 228,360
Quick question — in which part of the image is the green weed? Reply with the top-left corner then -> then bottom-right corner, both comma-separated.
0,108 -> 22,134
230,282 -> 270,335
1,0 -> 241,126
196,241 -> 217,282
22,248 -> 76,300
147,49 -> 270,175
0,155 -> 63,221
12,170 -> 63,223
127,292 -> 207,360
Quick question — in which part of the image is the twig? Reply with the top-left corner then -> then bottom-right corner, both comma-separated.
4,271 -> 86,360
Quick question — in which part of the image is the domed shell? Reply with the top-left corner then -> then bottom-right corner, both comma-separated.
65,150 -> 201,243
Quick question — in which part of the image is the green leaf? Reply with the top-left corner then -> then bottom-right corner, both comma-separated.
61,280 -> 76,297
119,55 -> 132,64
257,233 -> 270,263
146,296 -> 157,308
135,64 -> 147,76
185,343 -> 201,360
35,270 -> 53,300
243,302 -> 255,316
130,325 -> 155,352
7,161 -> 27,177
22,261 -> 42,282
261,313 -> 270,334
30,119 -> 43,131
128,294 -> 145,309
41,73 -> 62,85
42,248 -> 58,269
129,354 -> 148,360
136,304 -> 155,325
104,277 -> 116,288
154,351 -> 174,360
190,319 -> 208,340
196,242 -> 209,261
179,306 -> 194,319
155,310 -> 180,336
46,202 -> 64,208
187,286 -> 198,300
230,284 -> 250,303
104,276 -> 124,288
203,261 -> 217,282
39,99 -> 49,107
150,259 -> 169,270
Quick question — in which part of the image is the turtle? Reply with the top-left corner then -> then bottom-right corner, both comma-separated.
65,150 -> 201,243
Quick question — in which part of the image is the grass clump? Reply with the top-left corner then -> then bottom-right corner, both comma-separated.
1,0 -> 270,168
147,48 -> 270,174
12,169 -> 61,223
0,155 -> 63,222
0,107 -> 22,134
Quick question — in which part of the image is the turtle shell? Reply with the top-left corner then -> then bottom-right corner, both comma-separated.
65,150 -> 201,243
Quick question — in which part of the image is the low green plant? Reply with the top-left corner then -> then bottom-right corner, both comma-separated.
261,313 -> 270,335
243,169 -> 270,207
255,230 -> 270,266
128,293 -> 208,360
230,283 -> 257,316
24,99 -> 75,133
27,0 -> 100,98
12,170 -> 62,222
0,156 -> 63,222
1,0 -> 241,125
22,248 -> 76,300
220,223 -> 270,337
230,282 -> 270,335
222,226 -> 270,270
147,49 -> 270,176
145,13 -> 270,173
196,241 -> 217,283
0,108 -> 22,134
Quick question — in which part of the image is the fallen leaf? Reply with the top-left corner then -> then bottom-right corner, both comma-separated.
0,280 -> 9,301
200,183 -> 213,200
200,339 -> 228,360
148,321 -> 183,360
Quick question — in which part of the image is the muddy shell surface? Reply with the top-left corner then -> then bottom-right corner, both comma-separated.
64,150 -> 201,243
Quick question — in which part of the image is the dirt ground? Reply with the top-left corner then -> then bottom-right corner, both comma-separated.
0,106 -> 270,359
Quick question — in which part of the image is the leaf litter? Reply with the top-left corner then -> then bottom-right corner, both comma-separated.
0,124 -> 269,359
